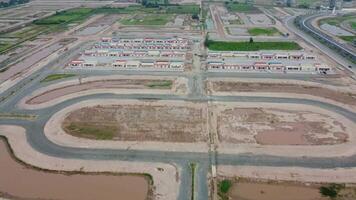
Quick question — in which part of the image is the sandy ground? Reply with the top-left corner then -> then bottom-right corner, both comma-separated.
45,99 -> 209,153
18,75 -> 188,110
213,102 -> 356,158
0,125 -> 180,200
218,165 -> 356,183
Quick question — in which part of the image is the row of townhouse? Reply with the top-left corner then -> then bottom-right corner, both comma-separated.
207,51 -> 317,60
207,60 -> 331,73
101,37 -> 190,45
94,43 -> 190,51
68,59 -> 185,71
83,49 -> 186,58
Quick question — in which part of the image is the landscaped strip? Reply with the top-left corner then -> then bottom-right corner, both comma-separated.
205,40 -> 301,51
40,74 -> 76,83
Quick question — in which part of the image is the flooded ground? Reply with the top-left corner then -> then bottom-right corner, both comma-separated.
27,79 -> 172,104
0,138 -> 150,200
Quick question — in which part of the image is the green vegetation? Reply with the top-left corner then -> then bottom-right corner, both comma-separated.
120,14 -> 173,26
339,35 -> 356,42
146,80 -> 173,88
0,113 -> 37,120
34,8 -> 93,25
65,122 -> 116,140
248,27 -> 281,36
319,14 -> 356,28
218,179 -> 232,200
40,73 -> 76,83
190,163 -> 196,200
205,39 -> 301,51
95,4 -> 199,15
319,184 -> 345,199
350,21 -> 356,31
225,2 -> 257,13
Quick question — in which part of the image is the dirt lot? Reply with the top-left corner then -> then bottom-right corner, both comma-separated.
217,107 -> 348,145
27,79 -> 173,105
62,103 -> 207,143
219,177 -> 356,200
209,81 -> 356,106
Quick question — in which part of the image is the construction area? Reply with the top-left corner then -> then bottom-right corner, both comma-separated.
0,0 -> 355,200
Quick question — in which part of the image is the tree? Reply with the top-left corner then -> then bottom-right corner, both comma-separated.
192,14 -> 199,20
249,37 -> 253,43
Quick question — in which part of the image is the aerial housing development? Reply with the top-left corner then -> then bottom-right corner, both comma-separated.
0,0 -> 355,200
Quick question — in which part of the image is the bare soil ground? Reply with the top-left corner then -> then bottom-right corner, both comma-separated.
209,81 -> 356,106
220,177 -> 356,200
27,79 -> 173,105
217,107 -> 348,145
62,104 -> 207,143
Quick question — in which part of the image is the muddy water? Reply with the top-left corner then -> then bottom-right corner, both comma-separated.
0,43 -> 62,83
27,79 -> 167,104
0,139 -> 149,200
229,182 -> 327,200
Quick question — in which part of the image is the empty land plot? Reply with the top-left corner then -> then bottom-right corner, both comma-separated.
62,103 -> 207,142
218,177 -> 356,200
27,79 -> 174,105
120,14 -> 174,26
217,107 -> 349,145
0,138 -> 150,200
248,27 -> 281,36
209,81 -> 356,106
205,40 -> 301,51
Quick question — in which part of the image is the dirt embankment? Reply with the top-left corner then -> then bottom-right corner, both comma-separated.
210,81 -> 356,106
62,104 -> 207,143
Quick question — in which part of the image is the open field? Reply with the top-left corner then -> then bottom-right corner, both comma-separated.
34,8 -> 93,25
62,103 -> 207,142
27,79 -> 174,105
218,177 -> 356,200
208,81 -> 356,106
248,27 -> 281,36
0,138 -> 151,200
205,40 -> 301,51
216,107 -> 349,145
120,14 -> 174,26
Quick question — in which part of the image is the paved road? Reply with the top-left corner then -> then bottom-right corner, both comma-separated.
0,16 -> 355,200
285,15 -> 356,74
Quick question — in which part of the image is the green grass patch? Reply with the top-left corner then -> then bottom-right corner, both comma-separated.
146,80 -> 173,88
319,183 -> 345,199
350,21 -> 356,31
339,35 -> 356,42
165,5 -> 200,14
40,73 -> 76,83
218,179 -> 232,200
225,2 -> 257,13
248,27 -> 281,36
120,14 -> 173,26
0,113 -> 37,120
34,8 -> 93,25
319,14 -> 356,28
205,40 -> 301,51
190,163 -> 196,200
65,122 -> 116,140
94,5 -> 199,15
